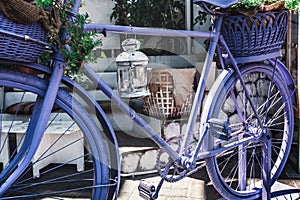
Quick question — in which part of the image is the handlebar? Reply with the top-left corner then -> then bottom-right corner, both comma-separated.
84,24 -> 216,38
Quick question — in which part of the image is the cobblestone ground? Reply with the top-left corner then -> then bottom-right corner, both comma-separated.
118,159 -> 300,200
41,160 -> 300,200
118,176 -> 211,200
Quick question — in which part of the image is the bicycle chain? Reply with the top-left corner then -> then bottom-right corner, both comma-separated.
184,161 -> 206,178
156,137 -> 206,183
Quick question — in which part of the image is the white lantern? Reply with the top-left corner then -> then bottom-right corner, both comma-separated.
116,39 -> 150,98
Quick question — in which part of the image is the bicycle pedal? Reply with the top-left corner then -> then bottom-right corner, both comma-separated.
138,180 -> 156,200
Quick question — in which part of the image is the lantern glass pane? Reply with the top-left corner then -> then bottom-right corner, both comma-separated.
132,65 -> 146,88
119,68 -> 131,91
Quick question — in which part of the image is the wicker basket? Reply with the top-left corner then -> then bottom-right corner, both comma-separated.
144,68 -> 193,119
0,12 -> 47,63
221,10 -> 288,60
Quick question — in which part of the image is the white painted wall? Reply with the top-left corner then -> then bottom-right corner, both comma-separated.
81,0 -> 115,24
81,0 -> 120,52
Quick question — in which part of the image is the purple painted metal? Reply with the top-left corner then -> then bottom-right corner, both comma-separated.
0,96 -> 44,183
268,58 -> 297,105
84,64 -> 182,163
220,35 -> 265,129
0,0 -> 293,197
68,0 -> 81,15
193,0 -> 237,8
0,57 -> 66,195
84,24 -> 215,38
0,59 -> 121,195
262,134 -> 272,199
183,14 -> 223,157
222,10 -> 289,63
0,13 -> 47,63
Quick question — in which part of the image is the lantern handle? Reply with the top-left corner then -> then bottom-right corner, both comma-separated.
129,25 -> 137,40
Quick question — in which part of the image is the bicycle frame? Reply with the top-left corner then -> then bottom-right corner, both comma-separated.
84,17 -> 224,166
70,0 -> 294,170
84,13 -> 271,166
0,0 -> 297,197
84,18 -> 297,168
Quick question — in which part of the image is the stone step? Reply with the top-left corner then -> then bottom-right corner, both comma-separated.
117,118 -> 202,176
0,116 -> 198,176
0,113 -> 160,176
116,131 -> 159,176
119,146 -> 159,176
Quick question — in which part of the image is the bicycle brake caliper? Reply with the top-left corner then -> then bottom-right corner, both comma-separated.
208,118 -> 232,141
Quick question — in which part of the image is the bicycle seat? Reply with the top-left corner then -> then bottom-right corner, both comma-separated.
193,0 -> 237,9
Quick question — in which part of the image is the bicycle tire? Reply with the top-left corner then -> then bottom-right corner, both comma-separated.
0,69 -> 113,199
204,63 -> 294,199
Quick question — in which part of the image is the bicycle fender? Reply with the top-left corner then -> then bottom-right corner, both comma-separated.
268,59 -> 297,105
14,61 -> 121,171
201,61 -> 297,127
200,68 -> 234,152
0,60 -> 121,197
62,75 -> 121,197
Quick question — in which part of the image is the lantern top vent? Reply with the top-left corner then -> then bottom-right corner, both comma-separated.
121,38 -> 141,52
116,38 -> 148,63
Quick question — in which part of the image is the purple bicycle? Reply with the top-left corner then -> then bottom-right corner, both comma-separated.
0,0 -> 296,199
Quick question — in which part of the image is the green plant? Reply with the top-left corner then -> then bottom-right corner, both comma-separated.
63,12 -> 101,77
193,0 -> 300,27
34,0 -> 52,8
282,0 -> 300,9
235,0 -> 265,9
34,0 -> 101,77
233,0 -> 300,11
110,0 -> 185,29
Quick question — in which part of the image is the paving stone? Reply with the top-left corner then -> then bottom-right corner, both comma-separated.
118,174 -> 300,200
187,179 -> 206,199
118,176 -> 208,200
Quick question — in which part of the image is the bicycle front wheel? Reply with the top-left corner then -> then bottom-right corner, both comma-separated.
204,63 -> 294,199
0,69 -> 113,199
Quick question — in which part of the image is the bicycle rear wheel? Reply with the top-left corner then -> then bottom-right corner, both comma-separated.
204,63 -> 294,199
0,69 -> 113,199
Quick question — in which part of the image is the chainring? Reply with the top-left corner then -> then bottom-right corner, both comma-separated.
156,136 -> 188,182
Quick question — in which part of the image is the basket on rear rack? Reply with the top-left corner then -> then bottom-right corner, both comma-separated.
0,12 -> 47,63
221,10 -> 288,63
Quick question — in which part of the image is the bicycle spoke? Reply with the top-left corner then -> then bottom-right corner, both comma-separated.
0,69 -> 112,199
205,64 -> 293,199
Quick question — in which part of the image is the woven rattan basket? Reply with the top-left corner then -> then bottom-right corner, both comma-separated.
144,68 -> 193,119
221,10 -> 288,60
0,12 -> 47,63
